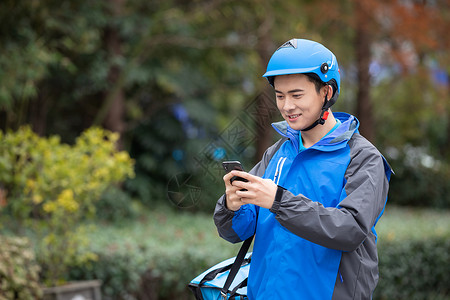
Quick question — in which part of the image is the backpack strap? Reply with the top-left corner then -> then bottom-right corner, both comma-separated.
220,235 -> 253,299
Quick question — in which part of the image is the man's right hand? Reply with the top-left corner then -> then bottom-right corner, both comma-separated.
223,171 -> 245,211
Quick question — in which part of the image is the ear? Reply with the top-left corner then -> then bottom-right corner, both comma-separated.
321,85 -> 333,101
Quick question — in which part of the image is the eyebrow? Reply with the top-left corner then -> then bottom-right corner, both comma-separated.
274,89 -> 305,94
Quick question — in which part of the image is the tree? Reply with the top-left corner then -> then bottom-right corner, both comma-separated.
101,0 -> 126,149
0,0 -> 448,209
354,0 -> 376,142
300,0 -> 449,143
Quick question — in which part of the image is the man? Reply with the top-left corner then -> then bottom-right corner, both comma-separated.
214,38 -> 393,299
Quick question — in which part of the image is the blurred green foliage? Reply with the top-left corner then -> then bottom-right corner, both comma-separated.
0,0 -> 107,131
375,206 -> 450,299
0,126 -> 135,286
388,154 -> 450,208
0,0 -> 448,210
70,206 -> 242,299
375,72 -> 450,208
375,238 -> 450,300
95,185 -> 140,223
0,1 -> 448,298
0,236 -> 42,300
62,206 -> 450,299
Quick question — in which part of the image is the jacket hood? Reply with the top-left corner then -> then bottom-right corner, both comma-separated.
272,112 -> 360,152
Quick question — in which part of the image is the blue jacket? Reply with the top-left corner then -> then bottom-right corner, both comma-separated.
214,113 -> 392,299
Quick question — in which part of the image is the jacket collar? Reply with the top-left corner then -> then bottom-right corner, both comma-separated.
271,112 -> 360,152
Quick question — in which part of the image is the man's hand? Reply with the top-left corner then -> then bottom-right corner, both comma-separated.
226,170 -> 278,210
223,171 -> 246,211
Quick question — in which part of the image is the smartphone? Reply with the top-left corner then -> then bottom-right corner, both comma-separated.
222,161 -> 249,184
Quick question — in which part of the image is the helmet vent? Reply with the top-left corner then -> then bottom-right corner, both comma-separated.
277,39 -> 298,50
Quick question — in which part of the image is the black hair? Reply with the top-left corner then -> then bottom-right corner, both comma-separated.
305,73 -> 338,99
304,73 -> 327,94
269,73 -> 338,98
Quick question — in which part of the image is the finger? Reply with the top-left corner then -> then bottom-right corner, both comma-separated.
223,172 -> 235,182
231,179 -> 250,189
223,172 -> 236,187
236,189 -> 255,199
229,189 -> 242,199
230,170 -> 256,182
225,183 -> 240,194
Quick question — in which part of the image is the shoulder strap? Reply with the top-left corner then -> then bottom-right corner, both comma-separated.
220,235 -> 253,299
220,137 -> 287,298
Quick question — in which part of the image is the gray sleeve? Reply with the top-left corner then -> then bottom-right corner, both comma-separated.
213,138 -> 286,243
269,135 -> 390,252
213,194 -> 241,243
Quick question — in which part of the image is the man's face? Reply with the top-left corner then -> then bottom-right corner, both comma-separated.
274,74 -> 325,131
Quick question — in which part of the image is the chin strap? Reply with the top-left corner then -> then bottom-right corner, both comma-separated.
302,92 -> 332,132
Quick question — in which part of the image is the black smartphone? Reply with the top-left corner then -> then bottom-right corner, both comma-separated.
222,161 -> 249,184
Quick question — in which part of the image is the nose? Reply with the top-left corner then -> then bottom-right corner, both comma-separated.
282,96 -> 296,112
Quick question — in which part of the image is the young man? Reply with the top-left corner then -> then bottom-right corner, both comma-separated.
213,39 -> 393,299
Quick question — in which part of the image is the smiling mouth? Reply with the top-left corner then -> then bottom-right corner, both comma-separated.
287,114 -> 301,120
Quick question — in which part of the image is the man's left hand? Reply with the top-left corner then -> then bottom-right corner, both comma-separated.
230,170 -> 278,209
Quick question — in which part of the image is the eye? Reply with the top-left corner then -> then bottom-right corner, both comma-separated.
293,94 -> 303,99
276,94 -> 285,100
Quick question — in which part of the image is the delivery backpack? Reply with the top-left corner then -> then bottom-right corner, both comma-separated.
188,235 -> 253,300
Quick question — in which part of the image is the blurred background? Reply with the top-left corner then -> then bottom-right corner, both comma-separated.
0,0 -> 449,299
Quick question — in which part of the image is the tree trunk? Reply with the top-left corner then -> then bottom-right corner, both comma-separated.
253,86 -> 278,161
254,23 -> 277,162
102,0 -> 125,149
30,88 -> 48,136
355,1 -> 375,142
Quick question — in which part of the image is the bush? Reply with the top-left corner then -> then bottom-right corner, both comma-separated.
3,206 -> 447,299
67,207 -> 240,299
0,126 -> 135,286
62,208 -> 450,300
375,238 -> 450,300
0,235 -> 42,300
95,186 -> 140,223
65,233 -> 450,300
68,243 -> 238,300
65,236 -> 450,300
68,250 -> 147,300
386,147 -> 450,209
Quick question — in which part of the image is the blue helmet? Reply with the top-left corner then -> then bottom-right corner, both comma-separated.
263,39 -> 341,130
263,38 -> 340,95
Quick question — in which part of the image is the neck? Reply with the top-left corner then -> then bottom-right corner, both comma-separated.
301,111 -> 337,148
